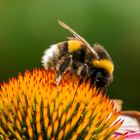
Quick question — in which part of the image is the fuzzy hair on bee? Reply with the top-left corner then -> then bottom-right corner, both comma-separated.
41,20 -> 114,88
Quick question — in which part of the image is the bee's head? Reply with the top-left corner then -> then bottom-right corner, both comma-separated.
88,44 -> 114,88
88,61 -> 113,87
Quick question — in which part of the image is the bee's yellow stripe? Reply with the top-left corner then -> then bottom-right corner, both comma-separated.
68,40 -> 83,53
92,59 -> 114,74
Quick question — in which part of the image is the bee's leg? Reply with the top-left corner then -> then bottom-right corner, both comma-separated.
77,63 -> 88,77
76,63 -> 89,85
56,55 -> 73,84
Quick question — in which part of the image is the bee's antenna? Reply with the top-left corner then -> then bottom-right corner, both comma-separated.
58,20 -> 99,59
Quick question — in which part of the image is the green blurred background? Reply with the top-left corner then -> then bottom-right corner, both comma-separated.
0,0 -> 140,110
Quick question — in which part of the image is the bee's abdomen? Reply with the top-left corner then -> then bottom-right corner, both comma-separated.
68,40 -> 83,53
41,40 -> 83,70
58,40 -> 83,54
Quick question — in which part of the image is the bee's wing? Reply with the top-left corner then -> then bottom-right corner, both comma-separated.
67,37 -> 78,40
58,20 -> 99,59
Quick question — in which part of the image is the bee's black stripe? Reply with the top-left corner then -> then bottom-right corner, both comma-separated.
58,41 -> 68,56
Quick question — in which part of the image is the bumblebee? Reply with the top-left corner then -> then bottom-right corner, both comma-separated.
41,20 -> 114,88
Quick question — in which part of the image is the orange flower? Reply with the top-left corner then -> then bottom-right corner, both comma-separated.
0,69 -> 125,139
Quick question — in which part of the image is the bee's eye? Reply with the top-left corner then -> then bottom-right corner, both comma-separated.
96,72 -> 104,82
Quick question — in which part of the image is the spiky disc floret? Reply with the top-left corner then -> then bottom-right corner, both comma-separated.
0,69 -> 124,140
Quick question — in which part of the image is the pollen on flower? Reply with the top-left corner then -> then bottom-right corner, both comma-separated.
0,69 -> 125,139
